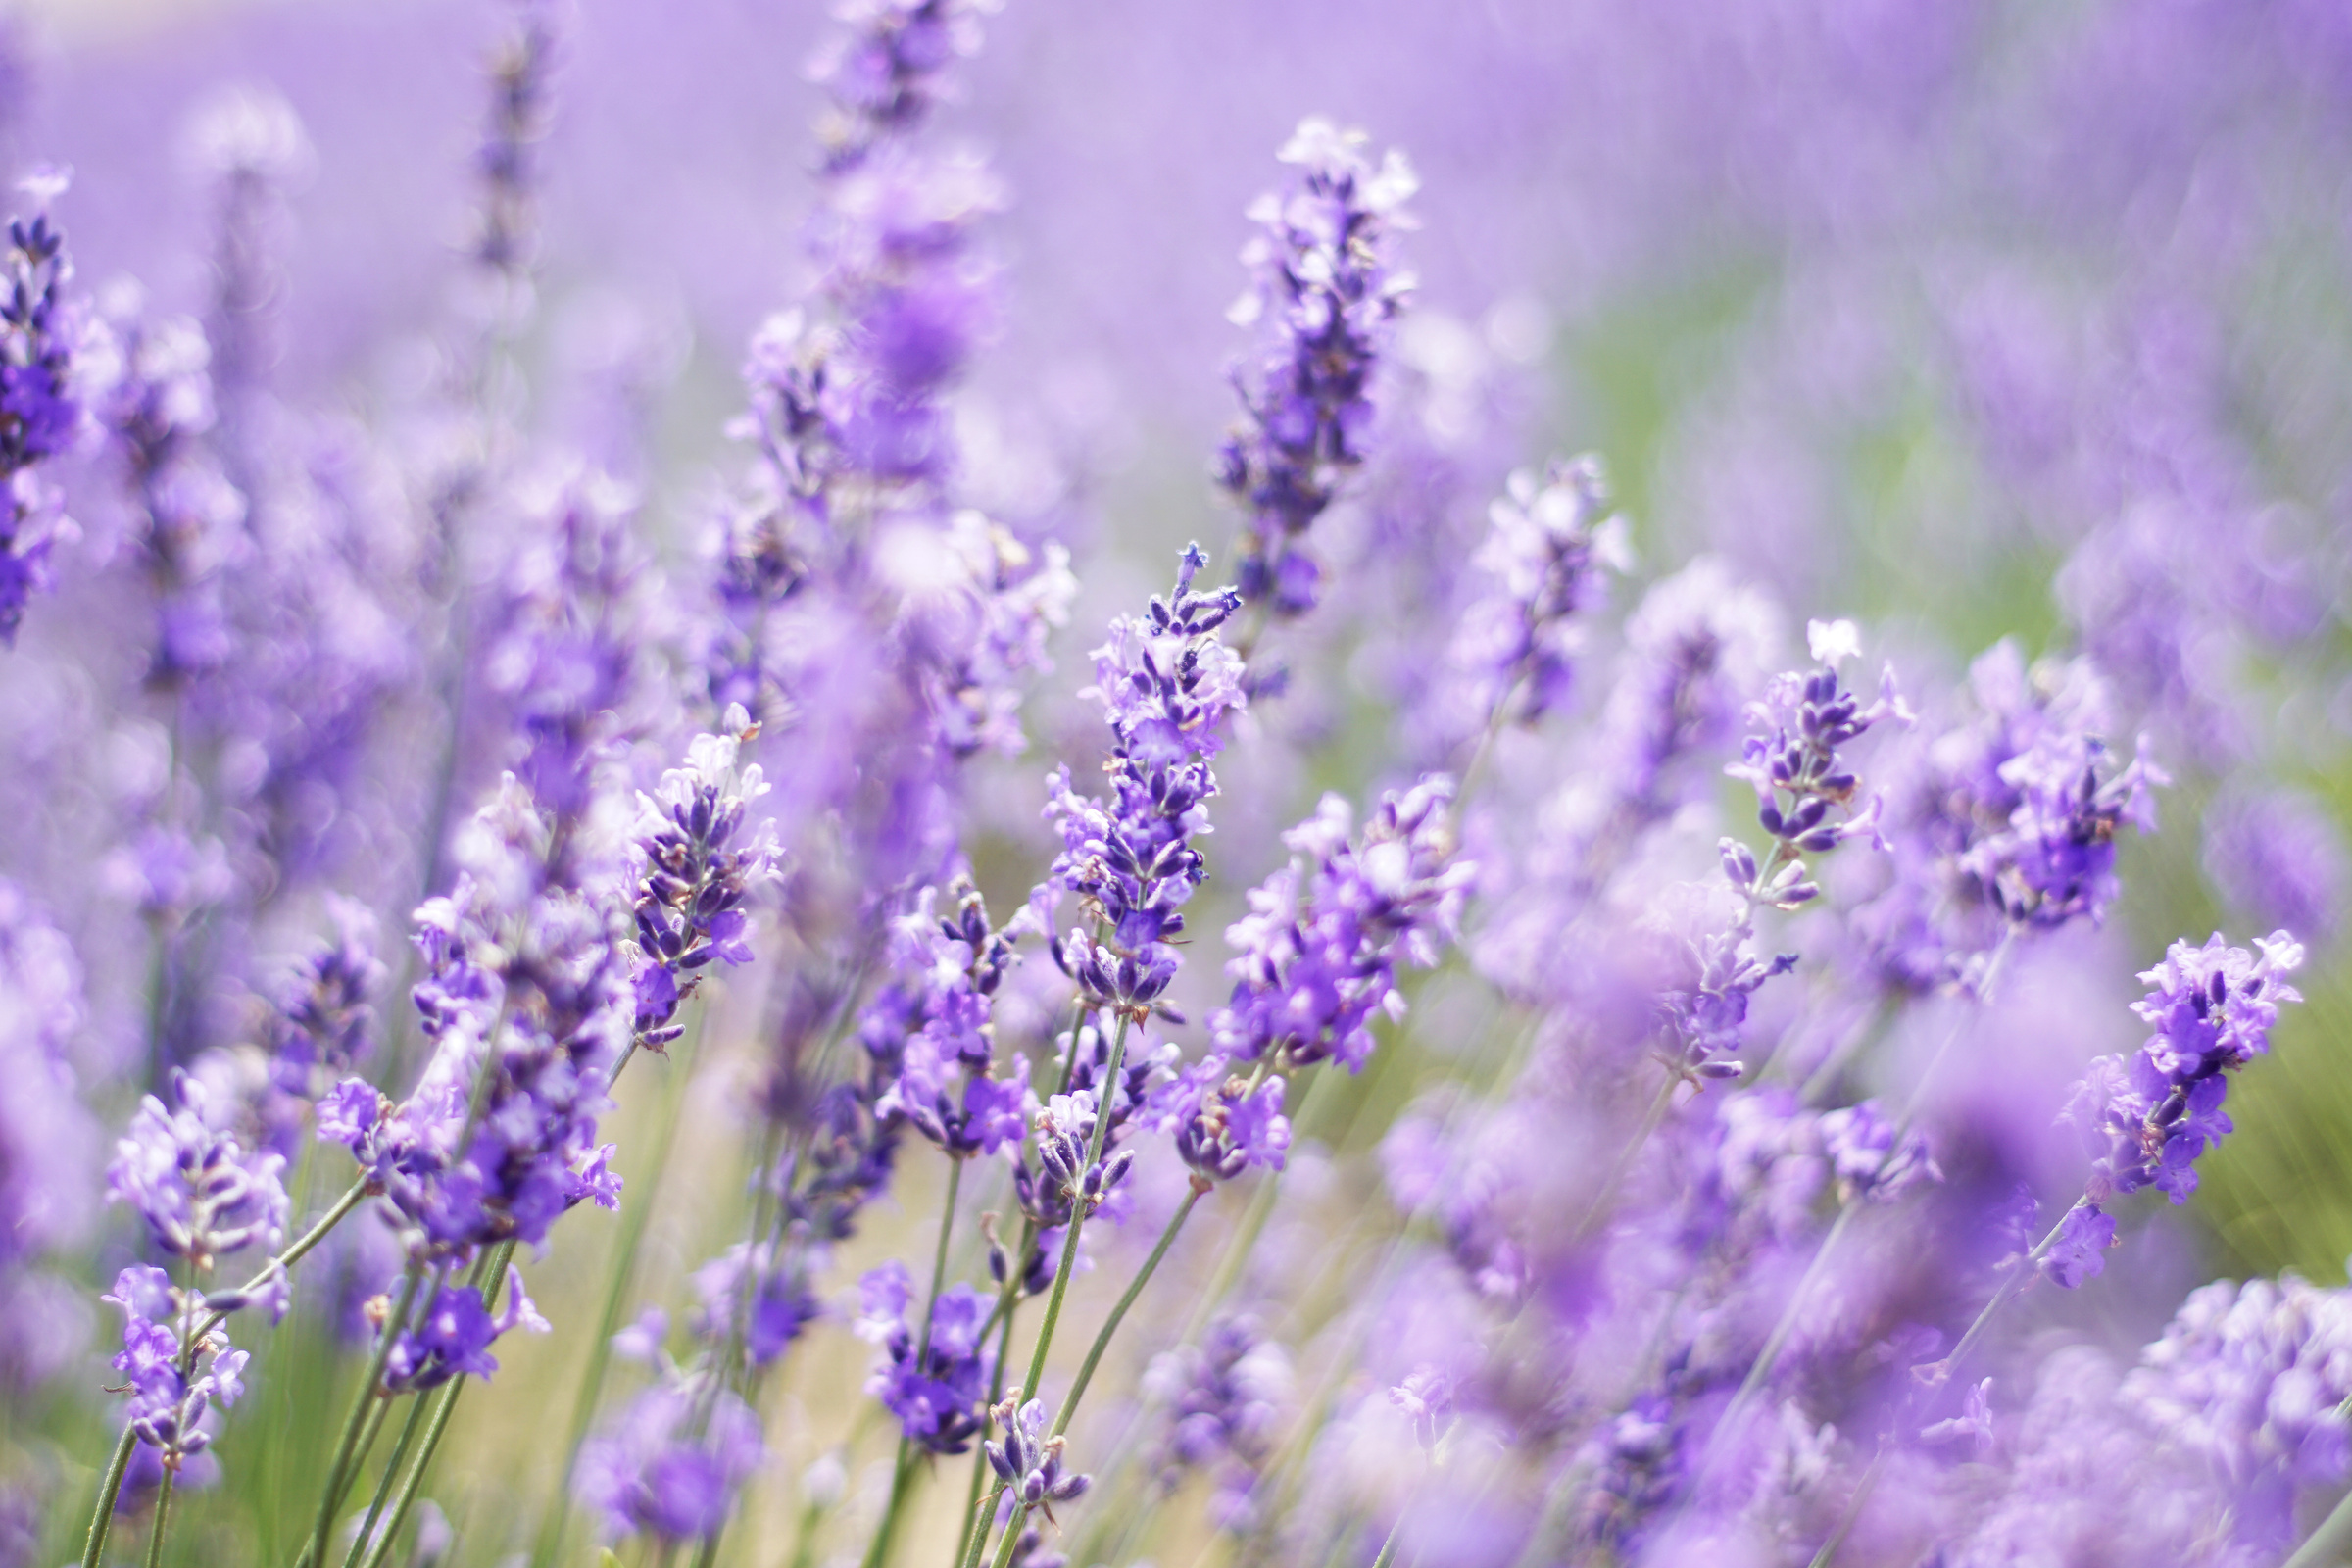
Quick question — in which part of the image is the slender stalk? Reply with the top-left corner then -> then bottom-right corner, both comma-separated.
1917,1200 -> 2082,1395
2283,1484 -> 2352,1568
341,1392 -> 432,1568
300,1262 -> 425,1568
192,1177 -> 370,1347
1054,1183 -> 1201,1435
970,1013 -> 1135,1568
142,1471 -> 175,1568
1570,1069 -> 1679,1247
865,1157 -> 966,1568
956,1231 -> 1031,1568
1367,1512 -> 1405,1568
81,1425 -> 139,1568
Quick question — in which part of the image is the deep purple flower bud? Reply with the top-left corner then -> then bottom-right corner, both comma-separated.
984,1397 -> 1091,1522
102,1265 -> 249,1470
264,896 -> 385,1100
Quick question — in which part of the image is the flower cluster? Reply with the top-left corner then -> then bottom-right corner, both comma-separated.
1212,777 -> 1471,1072
324,781 -> 629,1260
262,896 -> 384,1101
1220,119 -> 1416,616
867,878 -> 1032,1157
809,0 -> 994,172
1145,1314 -> 1291,1532
103,1266 -> 248,1470
856,1260 -> 993,1453
1046,544 -> 1246,1014
381,1266 -> 548,1391
0,178 -> 89,646
987,1398 -> 1092,1522
575,1375 -> 766,1545
106,1075 -> 289,1275
2048,930 -> 2305,1285
628,710 -> 778,1051
1443,455 -> 1632,737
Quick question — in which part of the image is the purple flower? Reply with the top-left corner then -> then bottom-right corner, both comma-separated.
2038,1203 -> 2118,1289
691,1241 -> 820,1371
1151,1056 -> 1292,1182
345,779 -> 631,1260
263,896 -> 384,1100
1219,119 -> 1417,616
1211,778 -> 1471,1072
1142,1315 -> 1290,1534
808,0 -> 992,172
866,878 -> 1036,1156
575,1377 -> 765,1544
628,710 -> 781,1050
101,1265 -> 249,1469
0,177 -> 92,645
381,1266 -> 548,1393
1437,456 -> 1631,741
1045,545 -> 1246,1013
106,1074 -> 289,1274
2049,931 -> 2303,1284
857,1262 -> 993,1453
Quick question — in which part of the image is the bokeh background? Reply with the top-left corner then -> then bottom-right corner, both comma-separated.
7,0 -> 2352,1560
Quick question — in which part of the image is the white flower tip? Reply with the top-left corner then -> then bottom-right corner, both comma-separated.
1807,618 -> 1862,667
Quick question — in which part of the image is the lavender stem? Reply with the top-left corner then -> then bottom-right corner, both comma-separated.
865,1156 -> 966,1568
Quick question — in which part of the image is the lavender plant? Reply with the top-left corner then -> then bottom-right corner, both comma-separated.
7,4 -> 2352,1568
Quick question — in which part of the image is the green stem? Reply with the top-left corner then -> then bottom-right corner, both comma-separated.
956,1238 -> 1030,1568
300,1262 -> 425,1568
1368,1512 -> 1405,1568
143,1471 -> 175,1568
865,1157 -> 965,1568
2283,1486 -> 2352,1568
1053,1183 -> 1200,1435
81,1425 -> 139,1568
192,1180 -> 370,1348
341,1392 -> 432,1568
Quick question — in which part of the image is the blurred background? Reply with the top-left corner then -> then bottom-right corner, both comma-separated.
6,0 -> 2352,1559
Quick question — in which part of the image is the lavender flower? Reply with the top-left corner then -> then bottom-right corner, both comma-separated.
1144,1314 -> 1291,1532
0,173 -> 91,646
381,1266 -> 548,1392
575,1377 -> 766,1545
2046,931 -> 2305,1286
857,1261 -> 993,1453
328,778 -> 629,1260
866,878 -> 1032,1157
1212,777 -> 1471,1072
628,710 -> 780,1051
809,0 -> 994,172
106,1074 -> 289,1274
691,1241 -> 820,1370
1045,544 -> 1246,1015
1220,119 -> 1416,616
2202,785 -> 2345,951
986,1397 -> 1091,1522
102,1265 -> 249,1471
1440,455 -> 1631,738
1149,1058 -> 1292,1183
263,896 -> 385,1101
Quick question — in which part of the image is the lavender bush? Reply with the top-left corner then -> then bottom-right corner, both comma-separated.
0,0 -> 2349,1564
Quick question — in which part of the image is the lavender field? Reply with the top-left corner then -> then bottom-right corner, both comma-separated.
3,0 -> 2352,1564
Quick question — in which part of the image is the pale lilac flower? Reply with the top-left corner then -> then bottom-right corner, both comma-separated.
575,1378 -> 766,1544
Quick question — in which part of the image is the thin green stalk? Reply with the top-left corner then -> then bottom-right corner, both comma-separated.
1053,1183 -> 1201,1435
81,1425 -> 139,1568
970,1014 -> 1136,1568
2283,1486 -> 2352,1568
143,1471 -> 175,1568
354,1242 -> 518,1568
1367,1513 -> 1405,1568
300,1261 -> 425,1568
193,1177 -> 369,1348
955,1230 -> 1031,1568
341,1392 -> 432,1568
865,1157 -> 966,1568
